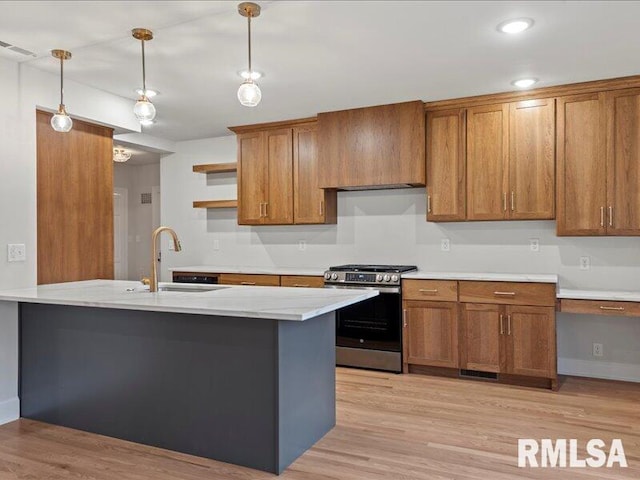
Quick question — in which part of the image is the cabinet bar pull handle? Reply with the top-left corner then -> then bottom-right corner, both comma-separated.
599,306 -> 625,311
609,206 -> 613,227
419,288 -> 438,294
499,314 -> 504,335
494,291 -> 516,296
319,200 -> 324,216
240,281 -> 256,285
507,314 -> 512,335
600,206 -> 604,227
427,195 -> 431,213
503,192 -> 507,212
403,309 -> 407,328
511,191 -> 515,211
265,202 -> 269,217
293,284 -> 310,288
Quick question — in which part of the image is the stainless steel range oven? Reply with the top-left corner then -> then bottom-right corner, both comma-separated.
324,264 -> 417,373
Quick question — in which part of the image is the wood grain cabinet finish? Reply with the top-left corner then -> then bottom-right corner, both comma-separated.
466,100 -> 556,221
293,125 -> 337,224
403,301 -> 459,369
402,279 -> 458,302
458,281 -> 556,307
218,273 -> 281,286
559,299 -> 640,317
426,109 -> 466,221
318,101 -> 425,189
466,103 -> 510,220
557,89 -> 640,236
459,303 -> 556,379
280,275 -> 325,288
236,122 -> 336,226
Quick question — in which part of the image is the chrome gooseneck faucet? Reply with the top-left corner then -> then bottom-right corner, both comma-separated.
150,226 -> 182,292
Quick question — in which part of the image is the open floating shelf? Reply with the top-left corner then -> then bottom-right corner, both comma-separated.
193,200 -> 238,209
192,162 -> 237,174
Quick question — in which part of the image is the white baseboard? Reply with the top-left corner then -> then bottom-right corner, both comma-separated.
0,397 -> 19,426
558,358 -> 640,383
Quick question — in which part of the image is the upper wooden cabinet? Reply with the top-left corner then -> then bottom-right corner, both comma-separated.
233,120 -> 337,226
426,109 -> 466,221
317,101 -> 425,189
466,99 -> 555,221
557,89 -> 640,236
293,125 -> 337,224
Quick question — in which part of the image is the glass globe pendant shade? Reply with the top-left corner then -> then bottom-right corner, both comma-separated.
51,106 -> 73,133
237,80 -> 262,107
134,96 -> 156,122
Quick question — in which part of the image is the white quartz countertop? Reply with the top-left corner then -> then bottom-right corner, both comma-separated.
557,289 -> 640,302
169,265 -> 327,276
0,280 -> 377,321
402,271 -> 558,283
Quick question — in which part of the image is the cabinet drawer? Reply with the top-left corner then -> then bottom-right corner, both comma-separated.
560,299 -> 640,317
218,273 -> 281,287
459,281 -> 555,306
402,280 -> 458,302
280,275 -> 324,288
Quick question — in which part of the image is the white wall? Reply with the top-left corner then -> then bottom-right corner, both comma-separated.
114,162 -> 161,279
161,134 -> 640,382
0,56 -> 141,425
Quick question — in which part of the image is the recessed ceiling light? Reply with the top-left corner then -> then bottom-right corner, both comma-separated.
239,70 -> 262,81
135,88 -> 158,98
139,119 -> 155,126
511,78 -> 538,88
497,18 -> 534,34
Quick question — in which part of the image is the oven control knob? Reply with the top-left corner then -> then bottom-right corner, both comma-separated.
383,274 -> 391,282
331,273 -> 339,280
376,274 -> 383,282
391,274 -> 399,282
324,272 -> 331,280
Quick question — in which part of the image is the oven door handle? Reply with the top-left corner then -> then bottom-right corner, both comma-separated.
324,285 -> 400,294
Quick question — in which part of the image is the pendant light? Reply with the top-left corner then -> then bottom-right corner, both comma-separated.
237,2 -> 262,107
113,148 -> 132,163
50,49 -> 73,132
132,28 -> 156,123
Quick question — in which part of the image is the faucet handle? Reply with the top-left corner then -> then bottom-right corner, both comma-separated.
140,277 -> 150,286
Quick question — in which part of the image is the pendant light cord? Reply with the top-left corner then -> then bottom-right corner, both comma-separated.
247,13 -> 252,74
59,56 -> 64,107
141,39 -> 147,93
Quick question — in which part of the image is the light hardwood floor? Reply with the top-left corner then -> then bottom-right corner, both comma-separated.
0,369 -> 638,479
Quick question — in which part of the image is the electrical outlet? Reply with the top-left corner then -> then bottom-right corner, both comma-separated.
441,238 -> 450,252
7,244 -> 26,262
593,343 -> 603,357
529,238 -> 540,252
298,240 -> 306,251
579,256 -> 591,270
212,239 -> 220,251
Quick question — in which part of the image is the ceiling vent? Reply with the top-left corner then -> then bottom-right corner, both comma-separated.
0,41 -> 36,57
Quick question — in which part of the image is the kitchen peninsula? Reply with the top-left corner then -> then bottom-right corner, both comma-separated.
0,280 -> 377,474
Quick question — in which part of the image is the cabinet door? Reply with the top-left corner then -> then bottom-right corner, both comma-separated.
466,104 -> 509,220
293,125 -> 337,224
556,94 -> 607,235
403,301 -> 458,368
237,132 -> 266,225
509,99 -> 555,220
606,89 -> 640,236
426,109 -> 466,221
264,128 -> 294,225
459,303 -> 503,373
505,306 -> 556,378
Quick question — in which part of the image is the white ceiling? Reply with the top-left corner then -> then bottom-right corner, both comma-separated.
2,1 -> 640,142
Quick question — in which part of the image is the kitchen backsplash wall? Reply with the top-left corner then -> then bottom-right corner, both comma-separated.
161,134 -> 640,382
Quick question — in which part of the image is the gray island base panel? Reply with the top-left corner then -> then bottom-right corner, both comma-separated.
20,303 -> 336,474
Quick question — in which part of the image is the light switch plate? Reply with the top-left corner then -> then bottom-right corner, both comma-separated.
8,243 -> 26,262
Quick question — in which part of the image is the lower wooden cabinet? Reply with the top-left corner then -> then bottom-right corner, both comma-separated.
459,303 -> 556,379
218,273 -> 281,286
403,300 -> 458,369
280,275 -> 324,288
402,279 -> 557,389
